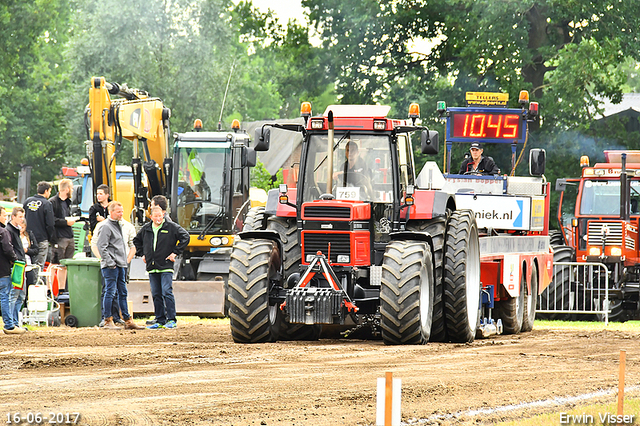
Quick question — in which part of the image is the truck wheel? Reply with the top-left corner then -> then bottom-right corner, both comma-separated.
521,263 -> 538,332
266,216 -> 301,281
228,239 -> 281,343
443,210 -> 481,343
380,241 -> 434,345
495,265 -> 525,334
408,217 -> 447,342
242,206 -> 266,231
537,245 -> 575,320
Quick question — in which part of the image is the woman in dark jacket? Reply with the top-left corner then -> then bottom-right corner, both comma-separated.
21,220 -> 40,288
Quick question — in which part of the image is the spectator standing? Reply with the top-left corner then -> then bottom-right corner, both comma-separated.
7,207 -> 27,329
89,184 -> 111,234
96,201 -> 143,330
23,181 -> 56,269
0,206 -> 22,334
134,206 -> 189,329
151,194 -> 172,221
50,178 -> 79,290
20,218 -> 39,301
91,206 -> 137,327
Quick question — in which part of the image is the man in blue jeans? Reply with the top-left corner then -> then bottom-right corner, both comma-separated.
0,206 -> 22,334
133,206 -> 189,329
96,201 -> 144,330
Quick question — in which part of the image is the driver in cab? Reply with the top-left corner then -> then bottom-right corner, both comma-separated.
333,141 -> 369,185
459,142 -> 500,175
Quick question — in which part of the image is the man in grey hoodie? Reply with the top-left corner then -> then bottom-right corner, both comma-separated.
96,201 -> 143,330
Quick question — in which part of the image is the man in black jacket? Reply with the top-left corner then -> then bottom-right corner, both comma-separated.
133,206 -> 189,329
0,206 -> 22,334
459,142 -> 501,175
23,181 -> 56,269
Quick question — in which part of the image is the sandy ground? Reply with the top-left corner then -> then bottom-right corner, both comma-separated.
1,319 -> 639,426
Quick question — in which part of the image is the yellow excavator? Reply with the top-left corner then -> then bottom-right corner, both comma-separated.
85,77 -> 267,316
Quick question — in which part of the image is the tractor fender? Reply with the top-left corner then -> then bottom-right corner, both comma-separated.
237,229 -> 284,256
265,188 -> 297,217
389,231 -> 433,250
407,190 -> 454,220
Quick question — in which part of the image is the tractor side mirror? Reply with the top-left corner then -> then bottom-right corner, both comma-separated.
254,127 -> 271,151
555,178 -> 567,192
243,147 -> 257,168
529,148 -> 546,176
421,130 -> 439,155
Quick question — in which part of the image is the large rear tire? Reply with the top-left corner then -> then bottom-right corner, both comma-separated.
443,210 -> 481,343
266,216 -> 301,280
380,241 -> 434,345
228,239 -> 280,343
495,265 -> 525,334
521,263 -> 538,332
407,217 -> 447,342
242,206 -> 266,231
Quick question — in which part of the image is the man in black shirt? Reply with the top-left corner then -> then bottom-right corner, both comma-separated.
459,142 -> 500,175
23,181 -> 56,269
89,184 -> 111,234
50,178 -> 79,290
332,141 -> 373,197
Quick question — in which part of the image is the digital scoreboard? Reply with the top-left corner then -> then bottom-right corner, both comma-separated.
446,107 -> 527,144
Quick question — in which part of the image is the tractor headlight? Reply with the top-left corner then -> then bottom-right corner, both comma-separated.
210,237 -> 222,246
221,237 -> 229,245
588,247 -> 601,256
610,247 -> 622,256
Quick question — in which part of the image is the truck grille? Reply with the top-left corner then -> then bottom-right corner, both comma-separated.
303,233 -> 351,263
304,206 -> 351,219
587,222 -> 623,246
626,236 -> 636,251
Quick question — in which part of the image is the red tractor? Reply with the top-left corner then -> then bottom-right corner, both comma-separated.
551,151 -> 640,321
228,103 -> 482,344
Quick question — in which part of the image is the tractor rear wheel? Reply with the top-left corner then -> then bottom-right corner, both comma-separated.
266,216 -> 301,281
228,239 -> 281,343
521,263 -> 538,332
380,241 -> 434,345
242,206 -> 266,231
495,265 -> 525,334
443,210 -> 481,343
408,217 -> 447,342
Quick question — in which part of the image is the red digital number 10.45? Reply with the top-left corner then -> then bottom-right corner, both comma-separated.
454,113 -> 520,139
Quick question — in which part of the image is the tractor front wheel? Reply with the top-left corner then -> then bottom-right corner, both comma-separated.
380,240 -> 434,345
228,239 -> 281,343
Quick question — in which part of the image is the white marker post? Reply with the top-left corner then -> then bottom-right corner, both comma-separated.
376,372 -> 401,426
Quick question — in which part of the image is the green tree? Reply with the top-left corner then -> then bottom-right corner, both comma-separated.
0,0 -> 71,193
250,160 -> 283,192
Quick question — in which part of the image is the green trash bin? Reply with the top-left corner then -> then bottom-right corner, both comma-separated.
61,257 -> 103,327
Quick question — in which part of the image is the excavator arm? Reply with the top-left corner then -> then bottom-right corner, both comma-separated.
86,77 -> 172,224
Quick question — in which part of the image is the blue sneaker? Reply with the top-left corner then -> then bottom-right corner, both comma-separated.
164,320 -> 177,329
147,322 -> 165,329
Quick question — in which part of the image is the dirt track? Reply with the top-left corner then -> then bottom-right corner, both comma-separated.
1,320 -> 639,426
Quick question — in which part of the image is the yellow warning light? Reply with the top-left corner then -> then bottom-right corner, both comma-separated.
519,90 -> 530,105
80,158 -> 89,166
193,119 -> 203,130
580,155 -> 590,168
231,119 -> 240,130
301,102 -> 312,117
409,103 -> 420,118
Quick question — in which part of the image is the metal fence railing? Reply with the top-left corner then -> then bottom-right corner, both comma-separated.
537,262 -> 610,325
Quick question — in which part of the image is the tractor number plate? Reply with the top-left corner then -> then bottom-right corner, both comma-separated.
337,187 -> 360,201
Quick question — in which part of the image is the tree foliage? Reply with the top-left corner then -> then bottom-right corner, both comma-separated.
0,0 -> 71,192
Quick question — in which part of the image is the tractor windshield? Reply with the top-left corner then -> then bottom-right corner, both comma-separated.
174,146 -> 228,232
580,179 -> 640,215
302,133 -> 393,203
